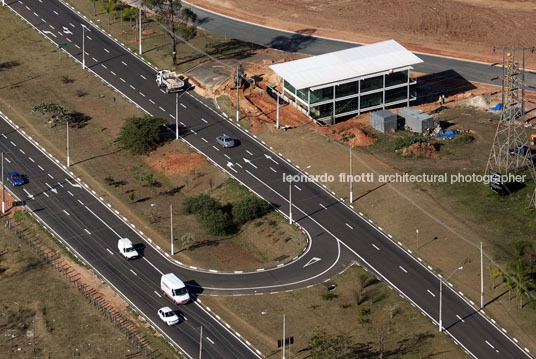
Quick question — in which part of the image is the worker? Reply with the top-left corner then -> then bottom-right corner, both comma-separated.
441,94 -> 446,104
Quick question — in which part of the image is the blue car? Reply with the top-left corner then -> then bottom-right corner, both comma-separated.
7,171 -> 25,186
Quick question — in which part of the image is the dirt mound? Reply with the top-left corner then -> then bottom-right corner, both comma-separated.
320,119 -> 376,146
147,153 -> 206,176
400,142 -> 439,158
464,95 -> 492,109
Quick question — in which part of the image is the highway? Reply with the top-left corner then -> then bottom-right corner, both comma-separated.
2,1 -> 534,358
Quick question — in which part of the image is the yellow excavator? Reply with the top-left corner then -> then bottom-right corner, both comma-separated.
531,134 -> 536,147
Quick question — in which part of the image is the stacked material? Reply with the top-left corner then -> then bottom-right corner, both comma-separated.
398,107 -> 434,133
370,110 -> 397,133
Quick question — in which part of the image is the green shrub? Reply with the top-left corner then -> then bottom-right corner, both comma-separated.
199,209 -> 229,235
232,196 -> 270,224
393,135 -> 429,150
182,194 -> 219,214
116,115 -> 167,154
321,291 -> 337,301
454,132 -> 475,144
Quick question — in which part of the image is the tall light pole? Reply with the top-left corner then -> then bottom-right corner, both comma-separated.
170,203 -> 174,255
81,24 -> 90,70
416,229 -> 419,252
66,120 -> 70,167
199,326 -> 203,359
176,92 -> 179,140
349,145 -> 353,203
288,181 -> 292,224
439,266 -> 463,332
282,314 -> 286,359
235,65 -> 240,122
276,92 -> 280,129
138,6 -> 142,55
1,152 -> 4,215
481,242 -> 484,308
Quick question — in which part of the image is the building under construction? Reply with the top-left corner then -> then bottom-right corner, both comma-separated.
269,40 -> 423,124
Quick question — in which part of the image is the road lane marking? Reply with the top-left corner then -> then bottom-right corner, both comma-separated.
85,206 -> 121,237
49,25 -> 55,30
110,71 -> 116,76
63,210 -> 70,216
69,23 -> 75,28
45,183 -> 57,194
86,36 -> 92,40
180,103 -> 186,108
224,154 -> 231,160
140,74 -> 146,80
33,12 -> 38,17
246,150 -> 253,156
57,182 -> 64,188
4,158 -> 10,164
159,106 -> 165,112
119,78 -> 126,83
485,341 -> 495,349
28,157 -> 35,162
74,44 -> 80,49
206,337 -> 215,345
149,99 -> 155,104
139,92 -> 145,97
121,61 -> 128,66
78,199 -> 84,205
399,266 -> 408,273
23,189 -> 34,200
270,167 -> 277,173
25,5 -> 30,10
143,257 -> 163,275
84,229 -> 91,235
10,141 -> 16,146
427,289 -> 436,297
67,190 -> 74,196
92,57 -> 97,62
106,248 -> 114,255
456,314 -> 465,323
293,185 -> 302,191
212,145 -> 220,151
201,137 -> 208,143
201,118 -> 208,123
19,149 -> 25,154
372,244 -> 380,250
235,163 -> 242,168
65,178 -> 80,187
129,84 -> 135,90
104,48 -> 110,53
100,64 -> 107,69
47,173 -> 54,179
243,158 -> 257,169
38,165 -> 44,171
130,269 -> 137,276
154,290 -> 161,298
1,133 -> 6,138
41,18 -> 47,24
66,37 -> 71,42
303,257 -> 321,267
319,203 -> 327,210
53,10 -> 58,15
345,223 -> 353,229
160,89 -> 166,94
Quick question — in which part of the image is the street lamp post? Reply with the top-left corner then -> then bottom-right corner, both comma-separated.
138,6 -> 142,55
288,181 -> 292,224
170,204 -> 174,255
1,152 -> 4,215
199,326 -> 203,359
439,266 -> 463,332
276,92 -> 280,129
349,145 -> 353,203
282,314 -> 286,359
81,24 -> 90,70
66,120 -> 70,167
416,229 -> 419,251
481,242 -> 484,308
176,92 -> 179,140
236,65 -> 239,122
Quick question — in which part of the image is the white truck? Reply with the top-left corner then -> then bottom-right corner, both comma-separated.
156,70 -> 185,93
161,273 -> 190,304
117,238 -> 139,260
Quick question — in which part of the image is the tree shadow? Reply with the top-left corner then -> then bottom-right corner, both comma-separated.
0,61 -> 20,71
267,28 -> 318,53
72,149 -> 120,166
68,111 -> 91,128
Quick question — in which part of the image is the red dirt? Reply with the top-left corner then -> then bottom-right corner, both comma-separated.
399,142 -> 440,159
188,0 -> 536,69
146,152 -> 206,176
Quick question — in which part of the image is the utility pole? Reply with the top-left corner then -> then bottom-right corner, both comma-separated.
170,204 -> 174,255
349,145 -> 353,203
416,229 -> 419,252
82,25 -> 86,70
66,120 -> 70,167
481,242 -> 484,308
199,326 -> 203,359
1,152 -> 4,215
175,92 -> 179,139
236,65 -> 240,122
276,92 -> 280,129
282,314 -> 286,359
138,6 -> 142,55
439,266 -> 463,332
289,182 -> 292,224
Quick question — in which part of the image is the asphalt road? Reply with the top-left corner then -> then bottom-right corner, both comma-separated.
2,1 -> 534,359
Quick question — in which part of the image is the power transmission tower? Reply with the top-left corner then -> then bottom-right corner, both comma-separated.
485,46 -> 536,208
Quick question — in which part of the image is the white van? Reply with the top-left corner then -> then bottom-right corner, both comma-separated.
117,238 -> 139,260
161,273 -> 190,304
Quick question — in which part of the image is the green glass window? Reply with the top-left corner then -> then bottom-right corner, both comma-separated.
360,76 -> 383,93
385,70 -> 408,88
385,87 -> 408,104
297,88 -> 308,103
360,92 -> 383,109
310,86 -> 333,104
310,102 -> 333,119
335,80 -> 359,99
284,80 -> 295,95
335,97 -> 360,115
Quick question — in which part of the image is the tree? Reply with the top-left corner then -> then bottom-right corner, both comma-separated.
352,273 -> 368,306
182,194 -> 219,215
487,266 -> 503,290
231,196 -> 269,225
116,116 -> 167,154
142,0 -> 197,65
308,330 -> 352,359
32,102 -> 69,127
102,0 -> 119,26
370,319 -> 392,359
180,232 -> 195,251
123,6 -> 137,29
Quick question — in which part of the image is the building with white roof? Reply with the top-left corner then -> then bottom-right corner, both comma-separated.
269,40 -> 423,124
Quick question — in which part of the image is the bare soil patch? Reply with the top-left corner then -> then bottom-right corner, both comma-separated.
147,152 -> 207,177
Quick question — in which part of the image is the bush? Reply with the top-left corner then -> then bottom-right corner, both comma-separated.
199,209 -> 230,235
232,196 -> 270,224
454,132 -> 475,144
321,291 -> 337,301
182,194 -> 219,214
393,135 -> 429,150
116,115 -> 167,154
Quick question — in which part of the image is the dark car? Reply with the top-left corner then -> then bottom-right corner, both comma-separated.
216,135 -> 235,148
508,145 -> 529,156
7,171 -> 25,186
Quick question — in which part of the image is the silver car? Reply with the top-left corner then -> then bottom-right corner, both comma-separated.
216,135 -> 235,148
158,307 -> 179,326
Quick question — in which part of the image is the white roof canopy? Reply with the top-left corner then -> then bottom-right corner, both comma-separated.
269,40 -> 423,90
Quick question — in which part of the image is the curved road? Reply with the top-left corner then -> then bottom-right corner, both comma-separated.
2,1 -> 534,359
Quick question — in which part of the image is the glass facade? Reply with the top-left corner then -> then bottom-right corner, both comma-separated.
310,87 -> 333,104
360,92 -> 383,109
335,80 -> 359,99
360,76 -> 383,93
284,80 -> 295,95
385,87 -> 408,103
335,97 -> 359,115
310,102 -> 333,119
296,88 -> 308,103
385,70 -> 408,88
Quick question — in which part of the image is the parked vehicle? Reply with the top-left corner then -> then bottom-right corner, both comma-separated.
161,273 -> 190,304
7,171 -> 25,186
117,238 -> 139,260
157,306 -> 179,326
508,145 -> 529,156
216,135 -> 235,148
156,70 -> 185,93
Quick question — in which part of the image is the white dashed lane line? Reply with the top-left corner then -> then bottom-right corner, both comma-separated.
67,191 -> 74,196
224,154 -> 231,160
427,289 -> 436,297
1,134 -> 6,138
399,266 -> 408,273
149,99 -> 155,104
201,118 -> 208,123
139,92 -> 145,97
33,12 -> 38,16
201,138 -> 208,143
49,24 -> 55,30
121,61 -> 128,66
212,145 -> 220,152
53,10 -> 58,15
129,85 -> 135,90
130,269 -> 137,276
78,199 -> 84,206
154,291 -> 162,298
110,71 -> 116,76
38,165 -> 44,171
69,22 -> 75,28
372,244 -> 380,251
270,167 -> 277,173
159,106 -> 166,112
84,229 -> 91,235
294,184 -> 302,191
319,203 -> 327,210
86,36 -> 92,41
180,103 -> 186,108
140,74 -> 146,80
66,38 -> 71,42
104,48 -> 110,53
28,157 -> 35,162
4,158 -> 11,164
63,210 -> 70,216
206,337 -> 215,345
19,149 -> 25,154
10,141 -> 16,146
101,64 -> 107,69
47,173 -> 54,179
25,5 -> 30,10
345,223 -> 353,229
92,57 -> 98,62
246,150 -> 253,156
106,248 -> 114,255
456,315 -> 465,323
120,78 -> 126,83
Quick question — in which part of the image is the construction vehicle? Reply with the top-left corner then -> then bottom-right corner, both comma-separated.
530,134 -> 536,147
156,70 -> 185,93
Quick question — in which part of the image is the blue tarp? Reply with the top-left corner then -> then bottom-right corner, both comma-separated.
490,103 -> 503,111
